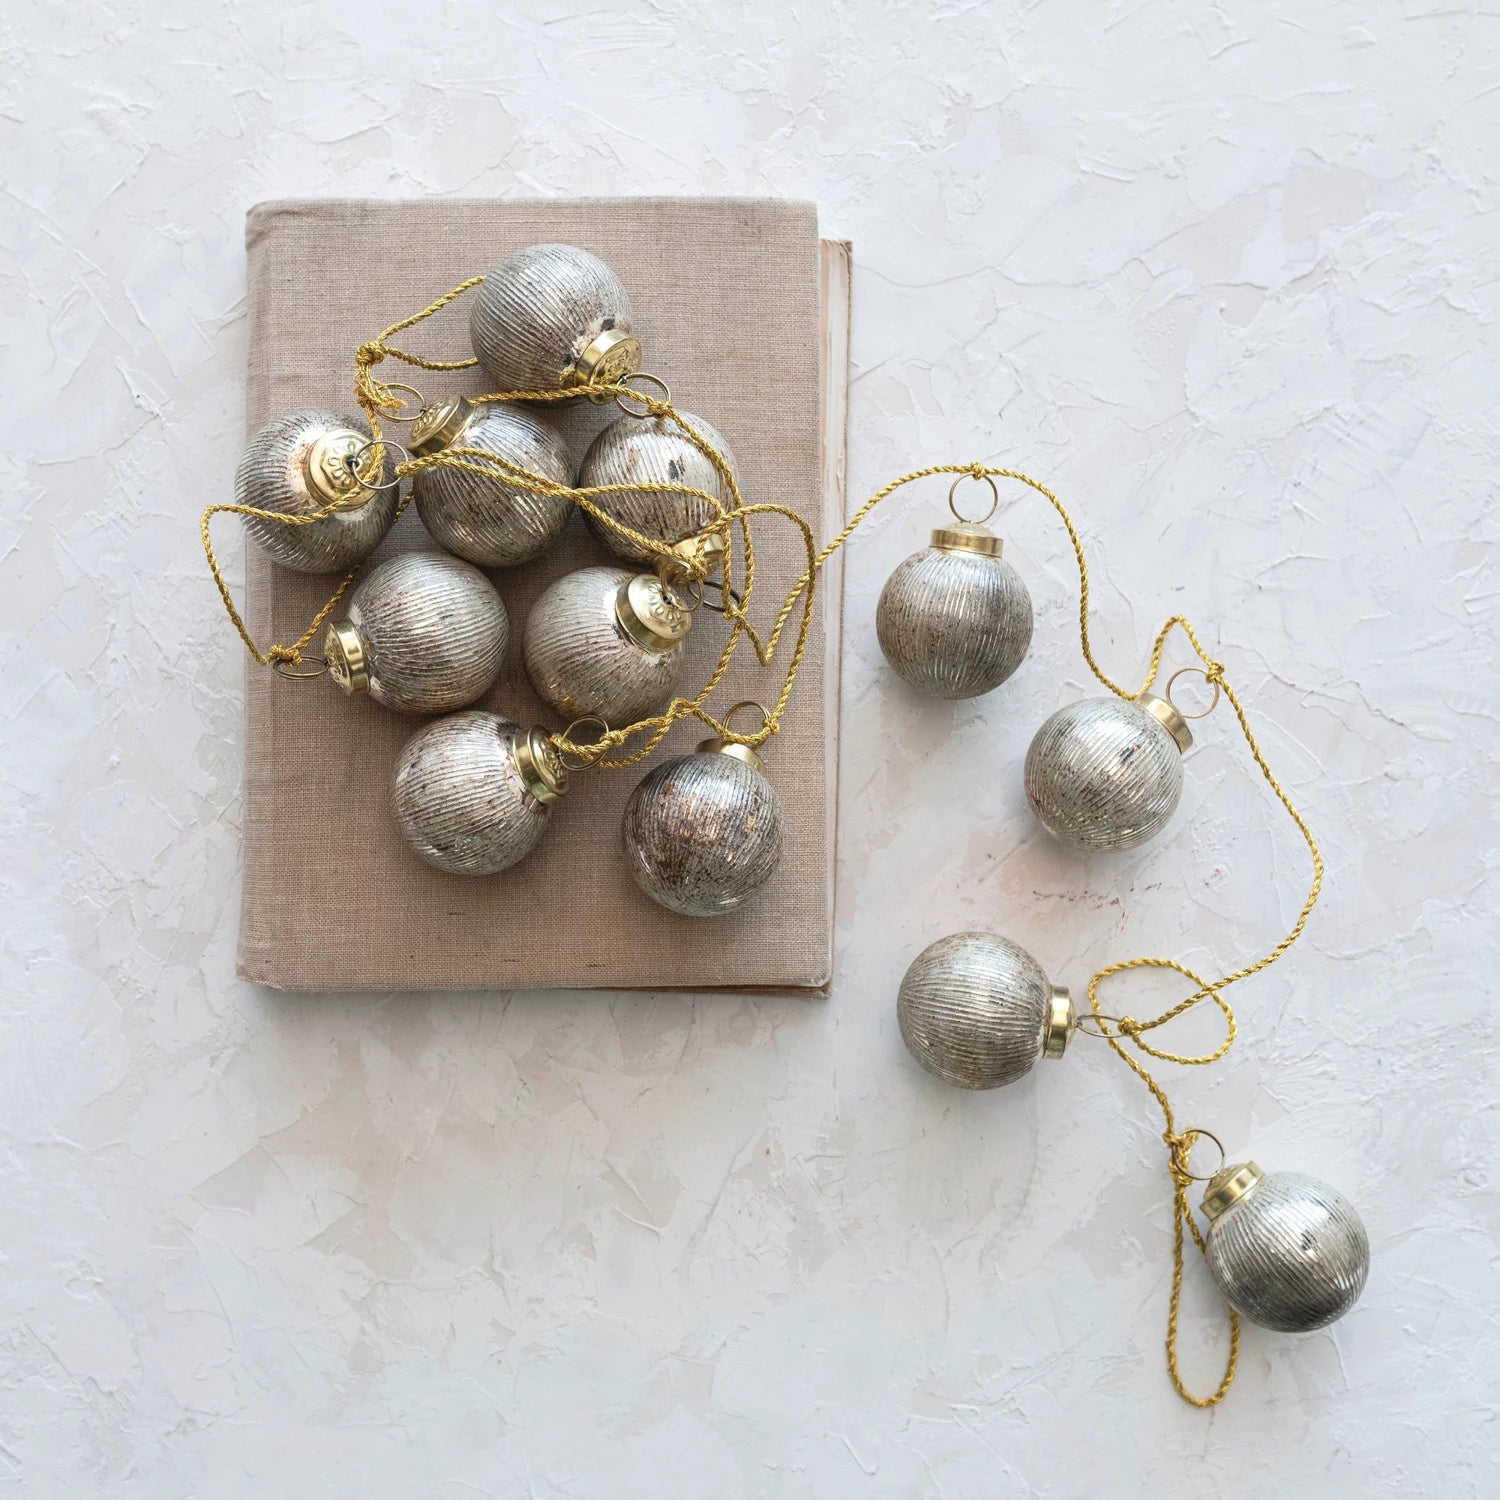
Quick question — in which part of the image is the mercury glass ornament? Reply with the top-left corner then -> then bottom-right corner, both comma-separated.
523,566 -> 690,726
876,520 -> 1034,699
323,552 -> 506,715
235,409 -> 397,574
1025,693 -> 1192,852
409,396 -> 574,567
622,729 -> 783,917
578,411 -> 736,566
469,243 -> 641,394
1203,1163 -> 1370,1333
392,712 -> 567,876
897,932 -> 1075,1089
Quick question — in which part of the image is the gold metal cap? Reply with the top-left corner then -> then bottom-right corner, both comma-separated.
324,620 -> 369,695
1137,691 -> 1193,753
513,726 -> 569,804
1203,1161 -> 1264,1220
616,574 -> 693,653
931,521 -> 1004,557
1041,984 -> 1076,1060
694,737 -> 765,773
408,395 -> 477,457
563,326 -> 643,392
305,428 -> 375,504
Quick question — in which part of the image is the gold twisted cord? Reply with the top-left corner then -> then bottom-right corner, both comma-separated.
205,289 -> 1322,1412
731,454 -> 1319,1406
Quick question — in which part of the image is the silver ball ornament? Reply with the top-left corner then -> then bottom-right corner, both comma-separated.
523,566 -> 689,727
622,737 -> 783,917
1203,1164 -> 1370,1333
578,411 -> 736,566
897,932 -> 1075,1089
876,521 -> 1034,699
469,243 -> 640,394
235,409 -> 397,574
324,552 -> 507,715
410,396 -> 574,567
1025,693 -> 1191,852
392,713 -> 567,876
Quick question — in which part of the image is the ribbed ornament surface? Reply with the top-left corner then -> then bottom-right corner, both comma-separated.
392,712 -> 551,876
579,411 -> 736,565
235,409 -> 396,574
622,753 -> 783,916
897,932 -> 1051,1089
469,244 -> 633,392
413,404 -> 574,568
876,548 -> 1034,699
1025,697 -> 1184,852
345,552 -> 507,714
523,566 -> 683,725
1206,1172 -> 1370,1333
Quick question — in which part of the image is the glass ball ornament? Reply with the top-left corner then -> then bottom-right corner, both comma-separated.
235,409 -> 398,574
523,565 -> 691,727
323,551 -> 506,715
409,396 -> 574,567
392,712 -> 567,876
469,243 -> 641,394
578,410 -> 736,566
1025,692 -> 1192,852
876,481 -> 1033,699
621,714 -> 783,917
897,931 -> 1076,1089
1203,1162 -> 1370,1333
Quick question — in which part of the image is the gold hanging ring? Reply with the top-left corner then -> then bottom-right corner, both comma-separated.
1074,1013 -> 1129,1039
271,657 -> 330,680
720,700 -> 772,737
664,575 -> 706,613
1165,667 -> 1222,720
699,577 -> 744,615
1174,1128 -> 1227,1183
557,716 -> 611,770
347,439 -> 408,492
947,473 -> 1000,526
616,372 -> 673,419
372,382 -> 428,422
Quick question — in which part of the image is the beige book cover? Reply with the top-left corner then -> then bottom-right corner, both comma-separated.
235,198 -> 850,993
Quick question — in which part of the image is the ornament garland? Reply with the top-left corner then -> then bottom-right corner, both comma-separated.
199,249 -> 1365,1407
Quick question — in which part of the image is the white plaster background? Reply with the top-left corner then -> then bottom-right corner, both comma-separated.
2,1 -> 1496,1495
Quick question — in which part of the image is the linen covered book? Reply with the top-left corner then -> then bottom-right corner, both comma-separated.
235,198 -> 849,993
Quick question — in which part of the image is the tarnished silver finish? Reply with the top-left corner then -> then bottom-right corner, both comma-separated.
469,244 -> 639,393
1025,695 -> 1189,852
578,411 -> 736,565
897,932 -> 1074,1089
1204,1166 -> 1370,1333
523,566 -> 685,726
392,712 -> 563,875
622,746 -> 783,916
411,402 -> 575,568
235,409 -> 397,574
325,552 -> 506,714
875,525 -> 1034,699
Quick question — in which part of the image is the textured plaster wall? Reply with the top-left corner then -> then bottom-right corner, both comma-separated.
2,2 -> 1496,1496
